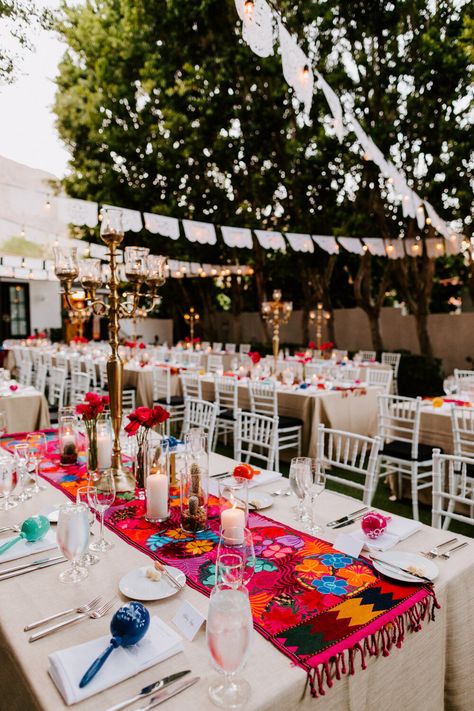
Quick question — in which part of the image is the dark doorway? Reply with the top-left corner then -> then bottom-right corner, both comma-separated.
0,282 -> 30,341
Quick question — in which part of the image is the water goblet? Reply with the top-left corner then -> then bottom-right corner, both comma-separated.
88,472 -> 115,552
216,527 -> 255,588
57,502 -> 90,583
25,433 -> 48,494
0,457 -> 17,510
207,583 -> 253,708
76,485 -> 100,566
443,375 -> 457,396
13,443 -> 32,502
304,460 -> 327,534
289,456 -> 311,522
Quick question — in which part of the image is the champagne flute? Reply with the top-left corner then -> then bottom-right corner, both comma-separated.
13,443 -> 32,502
304,460 -> 327,534
289,456 -> 311,522
216,528 -> 255,588
25,433 -> 48,494
207,583 -> 253,708
57,502 -> 90,583
76,485 -> 100,565
0,412 -> 7,437
0,457 -> 17,510
88,472 -> 115,552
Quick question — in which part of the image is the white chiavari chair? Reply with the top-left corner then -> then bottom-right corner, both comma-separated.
225,343 -> 236,353
69,372 -> 90,406
432,450 -> 474,530
48,367 -> 67,414
376,394 -> 437,520
316,424 -> 382,505
453,369 -> 474,392
234,409 -> 278,470
358,350 -> 376,362
186,352 -> 203,370
212,342 -> 223,352
152,367 -> 185,435
207,355 -> 224,374
122,388 -> 136,415
34,363 -> 47,395
18,359 -> 33,387
248,380 -> 302,470
180,372 -> 202,400
84,358 -> 98,390
239,344 -> 251,355
213,376 -> 239,448
181,398 -> 218,450
381,352 -> 401,395
367,368 -> 393,393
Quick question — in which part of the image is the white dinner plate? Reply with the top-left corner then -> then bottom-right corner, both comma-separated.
248,492 -> 273,510
371,551 -> 438,583
119,565 -> 186,601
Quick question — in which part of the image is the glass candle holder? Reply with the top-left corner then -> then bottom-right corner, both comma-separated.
219,477 -> 248,531
96,414 -> 113,472
145,439 -> 170,523
59,416 -> 79,466
180,431 -> 209,533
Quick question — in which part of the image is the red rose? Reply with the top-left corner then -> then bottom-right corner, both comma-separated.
192,337 -> 201,343
308,341 -> 316,349
124,419 -> 141,436
248,351 -> 261,365
139,342 -> 146,349
102,395 -> 110,406
85,391 -> 101,406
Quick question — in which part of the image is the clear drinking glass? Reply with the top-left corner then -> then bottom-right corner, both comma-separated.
25,433 -> 47,494
207,583 -> 253,708
304,460 -> 327,534
0,412 -> 7,437
13,443 -> 32,502
88,472 -> 115,552
0,457 -> 17,510
289,456 -> 312,521
443,376 -> 457,396
76,485 -> 100,566
216,528 -> 255,588
57,502 -> 90,583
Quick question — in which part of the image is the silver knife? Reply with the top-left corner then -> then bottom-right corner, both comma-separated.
0,557 -> 66,581
332,511 -> 371,529
104,671 -> 191,711
327,507 -> 368,528
0,555 -> 64,576
137,676 -> 200,711
370,556 -> 433,584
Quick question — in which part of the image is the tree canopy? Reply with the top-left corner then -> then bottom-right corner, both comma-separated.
0,0 -> 52,81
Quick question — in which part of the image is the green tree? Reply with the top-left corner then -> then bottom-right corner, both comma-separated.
0,0 -> 52,81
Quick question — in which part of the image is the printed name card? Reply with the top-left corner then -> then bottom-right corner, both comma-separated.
333,532 -> 364,559
172,600 -> 206,641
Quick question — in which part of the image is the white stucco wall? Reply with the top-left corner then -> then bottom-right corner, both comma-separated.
29,281 -> 62,331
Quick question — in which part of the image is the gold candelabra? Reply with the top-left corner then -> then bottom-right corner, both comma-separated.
67,290 -> 92,340
261,290 -> 293,369
309,302 -> 324,350
131,305 -> 148,344
183,307 -> 200,346
54,208 -> 167,491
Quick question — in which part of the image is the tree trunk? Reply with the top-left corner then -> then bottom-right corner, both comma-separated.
230,275 -> 242,344
253,241 -> 271,344
415,309 -> 434,361
368,310 -> 384,352
353,252 -> 387,353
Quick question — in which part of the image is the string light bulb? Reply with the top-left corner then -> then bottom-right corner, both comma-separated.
20,226 -> 25,237
44,198 -> 51,210
426,217 -> 432,225
244,0 -> 254,15
301,64 -> 310,80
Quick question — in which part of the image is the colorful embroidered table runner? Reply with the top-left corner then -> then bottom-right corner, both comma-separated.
1,431 -> 438,697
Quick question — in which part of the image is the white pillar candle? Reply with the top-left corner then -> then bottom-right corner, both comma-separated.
146,473 -> 169,520
97,432 -> 112,470
221,506 -> 245,543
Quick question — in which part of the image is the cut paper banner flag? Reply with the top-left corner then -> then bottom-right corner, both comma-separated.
315,72 -> 345,142
338,237 -> 364,254
425,239 -> 446,258
183,219 -> 217,245
423,201 -> 458,241
255,229 -> 286,251
363,238 -> 386,257
278,21 -> 313,114
384,240 -> 405,259
312,235 -> 339,254
404,239 -> 424,258
57,197 -> 98,228
101,205 -> 143,232
234,0 -> 274,58
144,213 -> 180,240
221,226 -> 253,249
285,233 -> 314,253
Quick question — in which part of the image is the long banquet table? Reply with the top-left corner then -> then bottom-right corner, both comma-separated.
0,444 -> 472,711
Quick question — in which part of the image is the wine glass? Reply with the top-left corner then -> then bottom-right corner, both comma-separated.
25,433 -> 47,494
216,528 -> 255,588
443,375 -> 457,396
289,456 -> 311,521
207,583 -> 253,708
0,412 -> 7,437
0,457 -> 17,510
282,368 -> 294,387
88,472 -> 115,552
13,443 -> 32,502
304,460 -> 327,534
76,485 -> 100,566
57,502 -> 90,583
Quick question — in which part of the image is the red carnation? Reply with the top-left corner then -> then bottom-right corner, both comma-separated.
248,351 -> 261,365
308,341 -> 316,349
139,342 -> 146,349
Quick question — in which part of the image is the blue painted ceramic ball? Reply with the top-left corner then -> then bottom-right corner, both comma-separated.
111,601 -> 150,647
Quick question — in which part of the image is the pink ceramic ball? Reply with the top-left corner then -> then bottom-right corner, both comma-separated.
361,511 -> 390,539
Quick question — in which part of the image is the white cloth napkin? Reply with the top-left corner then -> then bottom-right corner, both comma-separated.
350,515 -> 422,551
48,616 -> 184,705
0,529 -> 57,563
209,470 -> 282,496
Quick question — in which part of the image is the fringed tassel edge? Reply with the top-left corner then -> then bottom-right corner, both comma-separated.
305,590 -> 439,699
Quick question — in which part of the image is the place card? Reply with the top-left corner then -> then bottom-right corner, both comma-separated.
172,600 -> 206,641
333,532 -> 363,559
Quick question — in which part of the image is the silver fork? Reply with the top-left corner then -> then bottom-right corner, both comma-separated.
422,537 -> 458,559
29,597 -> 117,642
24,595 -> 103,631
271,489 -> 291,497
0,524 -> 20,534
439,542 -> 468,560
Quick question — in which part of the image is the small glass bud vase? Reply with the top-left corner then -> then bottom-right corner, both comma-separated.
96,414 -> 113,472
145,439 -> 170,523
180,431 -> 209,533
219,477 -> 248,531
59,416 -> 79,466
